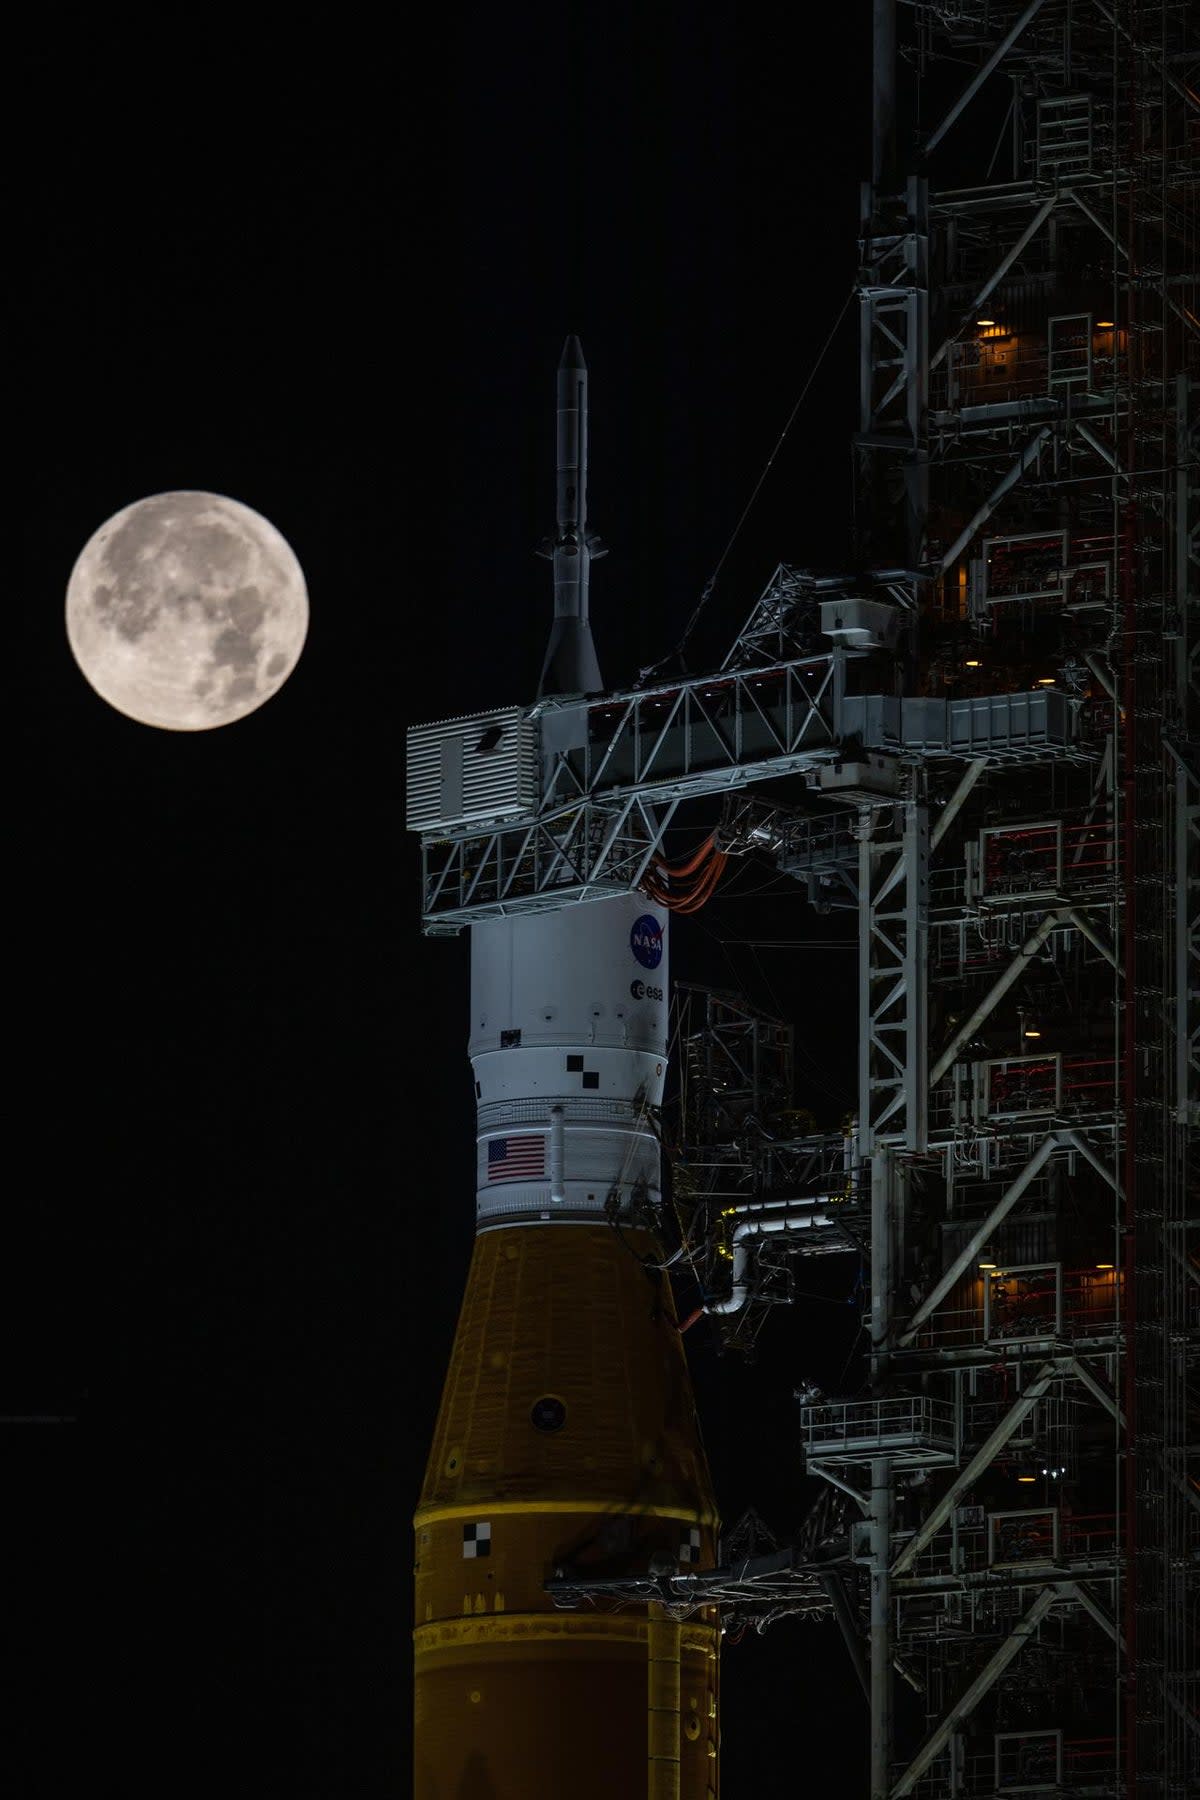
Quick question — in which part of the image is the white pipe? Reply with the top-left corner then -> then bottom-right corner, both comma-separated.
704,1200 -> 839,1315
549,1105 -> 565,1204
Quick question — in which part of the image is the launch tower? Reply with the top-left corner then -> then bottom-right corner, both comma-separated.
408,4 -> 1197,1794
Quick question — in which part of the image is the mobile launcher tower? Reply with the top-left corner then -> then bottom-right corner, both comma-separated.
406,7 -> 1197,1799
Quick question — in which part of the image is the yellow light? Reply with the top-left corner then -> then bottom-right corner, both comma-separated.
1023,1026 -> 1042,1038
979,1258 -> 998,1270
965,658 -> 982,668
1097,319 -> 1115,329
1096,1262 -> 1115,1270
976,317 -> 995,326
1038,677 -> 1056,685
1017,1475 -> 1037,1483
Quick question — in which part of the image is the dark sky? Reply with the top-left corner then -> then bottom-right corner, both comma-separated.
18,9 -> 873,1794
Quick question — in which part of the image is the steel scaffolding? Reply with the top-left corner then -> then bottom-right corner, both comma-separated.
406,2 -> 1197,1791
849,5 -> 1195,1794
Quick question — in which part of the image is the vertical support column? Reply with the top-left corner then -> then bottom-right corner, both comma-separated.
873,0 -> 896,190
903,799 -> 929,1153
904,177 -> 930,577
856,170 -> 929,584
1174,373 -> 1198,1126
858,807 -> 877,1156
869,1457 -> 895,1800
858,803 -> 929,1154
869,1147 -> 895,1800
871,1145 -> 895,1382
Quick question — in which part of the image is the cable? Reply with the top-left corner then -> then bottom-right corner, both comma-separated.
636,281 -> 858,687
643,834 -> 729,914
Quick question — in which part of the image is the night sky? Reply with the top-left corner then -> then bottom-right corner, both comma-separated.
18,10 -> 875,1793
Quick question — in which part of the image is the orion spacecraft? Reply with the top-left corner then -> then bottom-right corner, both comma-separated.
411,342 -> 721,1796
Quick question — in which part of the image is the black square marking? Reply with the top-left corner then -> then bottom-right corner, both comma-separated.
582,1071 -> 600,1090
680,1527 -> 702,1564
462,1521 -> 492,1558
566,1054 -> 584,1072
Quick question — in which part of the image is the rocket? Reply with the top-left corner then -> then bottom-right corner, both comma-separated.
413,342 -> 721,1797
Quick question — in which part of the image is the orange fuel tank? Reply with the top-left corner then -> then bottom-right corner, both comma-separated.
413,1219 -> 721,1798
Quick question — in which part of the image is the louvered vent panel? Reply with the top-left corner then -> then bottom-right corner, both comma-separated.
405,707 -> 538,830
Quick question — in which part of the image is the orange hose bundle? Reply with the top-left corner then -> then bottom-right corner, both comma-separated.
643,835 -> 728,914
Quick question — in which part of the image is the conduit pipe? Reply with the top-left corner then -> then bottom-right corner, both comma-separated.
549,1104 -> 565,1205
704,1199 -> 839,1316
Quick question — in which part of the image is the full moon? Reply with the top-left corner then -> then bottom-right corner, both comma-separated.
65,491 -> 308,730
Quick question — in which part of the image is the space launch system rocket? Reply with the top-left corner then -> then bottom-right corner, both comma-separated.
413,341 -> 721,1797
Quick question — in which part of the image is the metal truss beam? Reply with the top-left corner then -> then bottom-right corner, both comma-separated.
818,1568 -> 870,1700
807,1461 -> 871,1515
894,1559 -> 1120,1597
417,679 -> 1078,927
924,0 -> 1049,156
931,195 -> 1057,373
891,1362 -> 1061,1578
889,1586 -> 1059,1798
858,176 -> 929,573
545,655 -> 844,807
859,805 -> 929,1152
420,795 -> 679,927
720,562 -> 830,670
899,1134 -> 1118,1345
929,907 -> 1114,1086
899,1133 -> 1070,1344
1067,1352 -> 1124,1425
1060,1580 -> 1125,1651
892,1353 -> 1127,1581
929,758 -> 987,853
938,427 -> 1052,571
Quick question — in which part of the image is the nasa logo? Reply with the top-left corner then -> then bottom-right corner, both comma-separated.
630,979 -> 663,1002
630,913 -> 664,970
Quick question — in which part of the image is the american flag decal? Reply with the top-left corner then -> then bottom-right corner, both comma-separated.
487,1135 -> 545,1181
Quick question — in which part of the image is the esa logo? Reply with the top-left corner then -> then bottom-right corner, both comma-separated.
630,978 -> 664,1002
630,913 -> 664,970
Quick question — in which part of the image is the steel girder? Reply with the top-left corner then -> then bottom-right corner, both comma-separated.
858,801 -> 930,1153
